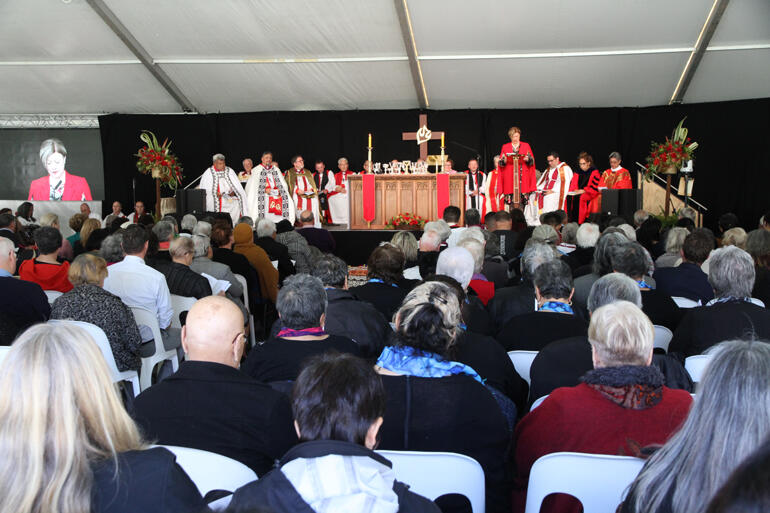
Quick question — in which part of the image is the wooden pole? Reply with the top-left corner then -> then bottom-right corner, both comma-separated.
664,174 -> 672,217
155,178 -> 161,219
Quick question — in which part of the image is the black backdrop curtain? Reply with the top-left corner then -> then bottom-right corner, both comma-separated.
99,97 -> 769,228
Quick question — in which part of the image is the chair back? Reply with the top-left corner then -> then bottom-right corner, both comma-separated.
671,296 -> 700,308
507,350 -> 538,385
170,295 -> 197,329
48,319 -> 140,396
530,395 -> 549,411
750,298 -> 766,308
44,290 -> 62,304
130,306 -> 179,391
524,452 -> 644,513
159,445 -> 256,510
377,450 -> 485,513
0,345 -> 10,365
233,274 -> 257,347
652,325 -> 673,353
684,354 -> 713,383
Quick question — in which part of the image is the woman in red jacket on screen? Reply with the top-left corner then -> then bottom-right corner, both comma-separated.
28,138 -> 92,201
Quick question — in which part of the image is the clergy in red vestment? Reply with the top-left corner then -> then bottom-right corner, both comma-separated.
576,152 -> 603,223
599,151 -> 633,190
498,126 -> 536,200
464,158 -> 486,216
483,156 -> 505,213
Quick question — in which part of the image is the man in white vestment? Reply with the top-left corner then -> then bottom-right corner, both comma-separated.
244,151 -> 295,225
525,151 -> 573,225
198,153 -> 246,225
328,157 -> 354,225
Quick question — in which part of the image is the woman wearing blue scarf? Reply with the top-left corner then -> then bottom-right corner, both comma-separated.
375,281 -> 512,513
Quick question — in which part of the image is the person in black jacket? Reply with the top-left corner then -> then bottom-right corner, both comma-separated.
231,352 -> 440,513
0,237 -> 49,343
133,296 -> 297,476
669,246 -> 770,361
653,229 -> 715,304
210,221 -> 262,311
150,237 -> 212,299
350,244 -> 408,321
254,218 -> 295,284
310,254 -> 391,359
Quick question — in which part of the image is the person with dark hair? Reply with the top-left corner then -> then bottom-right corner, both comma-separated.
653,228 -> 715,304
0,237 -> 49,343
493,210 -> 519,260
350,245 -> 408,320
242,274 -> 359,383
0,212 -> 20,247
574,151 -> 602,223
15,201 -> 35,225
231,352 -> 440,513
572,232 -> 630,317
705,436 -> 770,513
442,205 -> 461,226
286,156 -> 321,227
611,242 -> 682,330
210,221 -> 261,308
84,228 -> 109,253
465,208 -> 481,227
375,281 -> 511,513
275,219 -> 315,274
311,159 -> 335,224
496,259 -> 587,351
746,228 -> 770,307
717,212 -> 740,237
484,211 -> 497,231
525,152 -> 572,225
310,254 -> 391,359
675,216 -> 696,231
19,226 -> 73,293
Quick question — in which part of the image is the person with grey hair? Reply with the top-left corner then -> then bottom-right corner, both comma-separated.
197,153 -> 246,225
156,236 -> 212,299
633,209 -> 650,228
28,138 -> 93,201
180,214 -> 198,234
558,222 -> 578,254
600,151 -> 632,190
252,218 -> 295,283
297,210 -> 336,253
100,232 -> 125,264
621,340 -> 770,513
152,220 -> 175,245
488,241 -> 556,331
655,226 -> 689,268
496,259 -> 587,352
161,215 -> 179,234
189,234 -> 243,300
405,229 -> 442,280
566,222 -> 600,272
458,239 -> 496,305
242,274 -> 360,383
514,301 -> 693,512
572,231 -> 630,318
678,206 -> 698,222
424,220 -> 451,243
670,246 -> 770,360
308,254 -> 391,358
435,246 -> 475,290
192,220 -> 212,237
238,216 -> 254,228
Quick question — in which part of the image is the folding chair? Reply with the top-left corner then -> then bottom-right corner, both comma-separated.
170,295 -> 197,329
684,354 -> 713,383
130,306 -> 179,391
233,274 -> 256,347
507,350 -> 538,386
653,325 -> 673,353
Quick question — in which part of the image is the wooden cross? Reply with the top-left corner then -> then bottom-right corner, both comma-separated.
402,113 -> 444,161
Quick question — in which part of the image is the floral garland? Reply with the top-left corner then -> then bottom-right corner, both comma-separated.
644,118 -> 698,180
385,212 -> 426,230
135,130 -> 183,189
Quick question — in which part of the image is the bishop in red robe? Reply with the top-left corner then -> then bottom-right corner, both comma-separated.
498,126 -> 536,199
598,151 -> 632,190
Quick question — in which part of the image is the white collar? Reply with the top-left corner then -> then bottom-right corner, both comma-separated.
610,166 -> 622,172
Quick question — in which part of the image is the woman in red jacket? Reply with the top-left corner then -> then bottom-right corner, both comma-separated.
576,151 -> 603,223
28,138 -> 92,201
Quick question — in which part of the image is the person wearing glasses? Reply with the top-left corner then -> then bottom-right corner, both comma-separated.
525,151 -> 573,225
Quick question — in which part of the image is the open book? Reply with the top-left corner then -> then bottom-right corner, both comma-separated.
200,272 -> 232,295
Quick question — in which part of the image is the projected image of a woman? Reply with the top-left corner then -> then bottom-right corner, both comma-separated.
28,138 -> 92,201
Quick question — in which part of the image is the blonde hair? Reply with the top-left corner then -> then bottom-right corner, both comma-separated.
79,218 -> 101,247
170,235 -> 194,259
508,126 -> 521,138
390,231 -> 418,263
588,300 -> 653,366
38,212 -> 60,228
68,253 -> 108,286
0,323 -> 145,513
722,227 -> 747,249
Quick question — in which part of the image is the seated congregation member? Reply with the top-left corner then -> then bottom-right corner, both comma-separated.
513,301 -> 693,513
180,213 -> 197,234
133,296 -> 297,476
480,230 -> 509,289
572,231 -> 629,317
0,323 -> 205,512
669,246 -> 770,359
149,220 -> 174,263
487,241 -> 555,331
493,210 -> 520,260
276,219 -> 315,274
0,238 -> 49,343
653,228 -> 715,304
529,273 -> 693,404
254,218 -> 295,283
231,352 -> 440,513
233,222 -> 279,303
242,274 -> 359,383
19,226 -> 73,293
351,244 -> 408,320
155,237 -> 212,299
444,205 -> 465,246
564,222 -> 599,273
210,221 -> 260,296
434,245 -> 493,336
0,212 -> 21,247
310,254 -> 391,359
404,228 -> 442,280
611,242 -> 682,331
655,226 -> 689,268
496,259 -> 588,351
73,217 -> 101,257
102,225 -> 182,361
746,228 -> 770,308
296,210 -> 336,253
38,212 -> 74,261
391,230 -> 421,284
375,281 -> 511,513
557,222 -> 578,254
190,234 -> 244,299
621,340 -> 770,513
459,238 -> 495,305
100,232 -> 125,264
51,253 -> 141,372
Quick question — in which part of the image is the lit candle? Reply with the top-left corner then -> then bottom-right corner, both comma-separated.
368,133 -> 372,147
441,133 -> 445,147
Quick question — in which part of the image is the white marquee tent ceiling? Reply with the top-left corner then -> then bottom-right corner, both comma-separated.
0,0 -> 768,116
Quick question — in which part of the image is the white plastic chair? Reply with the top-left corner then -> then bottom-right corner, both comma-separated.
653,325 -> 673,353
49,319 -> 140,396
671,296 -> 700,308
170,295 -> 197,329
44,290 -> 62,304
0,345 -> 10,365
271,260 -> 279,269
750,297 -> 766,308
524,452 -> 644,513
530,395 -> 549,411
377,450 -> 485,513
507,350 -> 538,386
234,274 -> 256,347
130,306 -> 180,391
159,445 -> 257,511
684,354 -> 713,383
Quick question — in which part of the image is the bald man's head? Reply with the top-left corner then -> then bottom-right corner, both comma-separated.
182,296 -> 245,367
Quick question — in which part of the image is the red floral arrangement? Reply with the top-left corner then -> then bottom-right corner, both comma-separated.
385,212 -> 426,230
135,130 -> 184,189
644,118 -> 698,180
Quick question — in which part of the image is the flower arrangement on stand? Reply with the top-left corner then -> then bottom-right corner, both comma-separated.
135,130 -> 183,219
644,118 -> 698,180
385,213 -> 426,230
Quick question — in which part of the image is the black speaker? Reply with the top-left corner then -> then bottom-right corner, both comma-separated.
176,189 -> 206,215
601,189 -> 642,224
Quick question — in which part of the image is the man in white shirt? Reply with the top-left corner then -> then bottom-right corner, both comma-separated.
103,224 -> 182,363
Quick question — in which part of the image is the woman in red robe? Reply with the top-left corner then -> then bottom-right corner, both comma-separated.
599,151 -> 632,189
498,126 -> 536,204
576,152 -> 603,223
